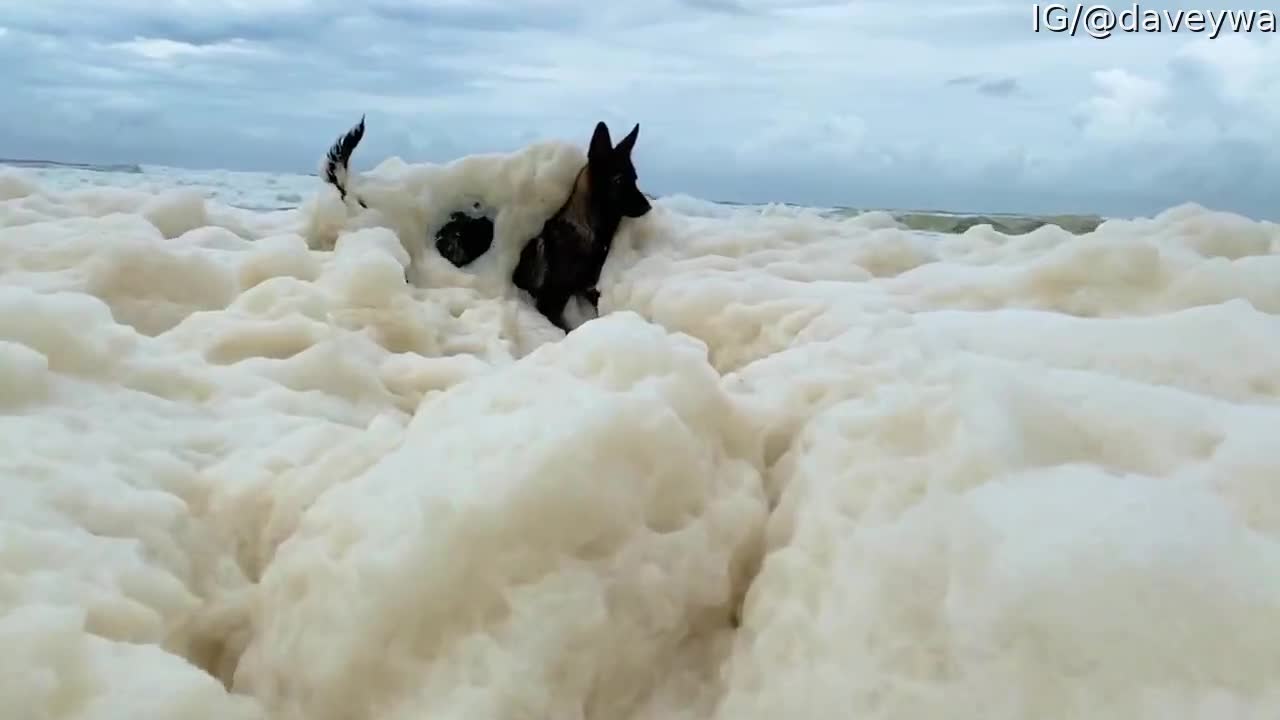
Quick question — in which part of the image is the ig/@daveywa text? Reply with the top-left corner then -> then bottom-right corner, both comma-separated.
1032,4 -> 1277,39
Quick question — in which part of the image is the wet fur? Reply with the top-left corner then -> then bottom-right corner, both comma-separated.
322,115 -> 368,208
434,206 -> 494,268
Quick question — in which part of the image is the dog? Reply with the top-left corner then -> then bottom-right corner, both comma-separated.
319,117 -> 652,332
432,121 -> 651,331
510,120 -> 652,331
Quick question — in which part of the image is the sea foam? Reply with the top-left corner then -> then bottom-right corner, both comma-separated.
2,142 -> 1280,720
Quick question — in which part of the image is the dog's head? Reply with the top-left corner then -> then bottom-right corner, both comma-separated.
587,121 -> 651,219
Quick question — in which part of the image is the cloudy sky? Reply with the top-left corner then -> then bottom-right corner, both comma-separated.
1,0 -> 1277,218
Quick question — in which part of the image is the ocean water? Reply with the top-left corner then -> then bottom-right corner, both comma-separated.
2,146 -> 1280,720
4,158 -> 1107,234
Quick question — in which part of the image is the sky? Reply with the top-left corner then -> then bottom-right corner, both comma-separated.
0,0 -> 1278,218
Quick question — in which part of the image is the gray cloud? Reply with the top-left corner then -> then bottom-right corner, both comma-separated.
978,77 -> 1020,97
1,0 -> 1278,219
947,74 -> 1021,97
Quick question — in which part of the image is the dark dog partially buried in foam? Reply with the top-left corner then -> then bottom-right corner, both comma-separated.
321,117 -> 652,332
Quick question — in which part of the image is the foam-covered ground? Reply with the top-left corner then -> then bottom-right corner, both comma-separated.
3,141 -> 1280,720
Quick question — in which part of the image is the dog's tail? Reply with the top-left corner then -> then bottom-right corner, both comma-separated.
322,115 -> 368,208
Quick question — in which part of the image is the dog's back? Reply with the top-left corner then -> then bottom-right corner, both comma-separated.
513,164 -> 600,292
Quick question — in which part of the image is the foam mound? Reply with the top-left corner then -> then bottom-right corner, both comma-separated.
2,144 -> 1280,720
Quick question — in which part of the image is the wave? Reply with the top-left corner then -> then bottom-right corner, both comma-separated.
2,159 -> 1106,235
0,157 -> 145,174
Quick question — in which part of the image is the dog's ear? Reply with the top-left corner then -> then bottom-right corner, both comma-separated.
614,123 -> 639,156
589,121 -> 612,162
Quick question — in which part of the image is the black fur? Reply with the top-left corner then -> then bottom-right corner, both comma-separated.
512,120 -> 651,332
434,204 -> 494,267
322,115 -> 368,208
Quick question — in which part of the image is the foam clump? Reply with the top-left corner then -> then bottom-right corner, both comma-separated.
141,188 -> 211,239
233,313 -> 767,720
2,144 -> 1280,720
0,170 -> 38,201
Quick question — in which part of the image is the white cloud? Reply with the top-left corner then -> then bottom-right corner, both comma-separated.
0,0 -> 1278,218
1076,68 -> 1171,141
110,37 -> 269,61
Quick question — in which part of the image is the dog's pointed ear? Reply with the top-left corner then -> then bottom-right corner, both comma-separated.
615,123 -> 639,156
589,121 -> 612,161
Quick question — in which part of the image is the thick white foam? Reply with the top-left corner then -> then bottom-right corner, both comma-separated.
2,145 -> 1280,720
